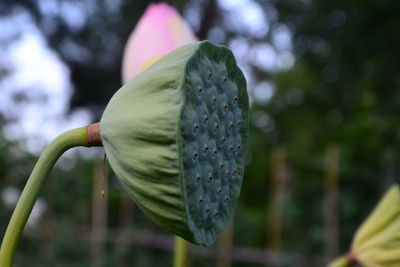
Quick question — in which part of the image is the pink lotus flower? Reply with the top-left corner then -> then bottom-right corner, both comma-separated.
122,3 -> 197,83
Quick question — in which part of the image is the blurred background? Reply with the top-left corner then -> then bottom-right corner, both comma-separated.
1,0 -> 400,266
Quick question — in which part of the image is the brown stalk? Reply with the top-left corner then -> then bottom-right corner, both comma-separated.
87,122 -> 103,147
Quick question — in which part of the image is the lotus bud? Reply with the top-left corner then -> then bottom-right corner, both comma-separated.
122,2 -> 197,83
100,40 -> 248,245
328,184 -> 400,267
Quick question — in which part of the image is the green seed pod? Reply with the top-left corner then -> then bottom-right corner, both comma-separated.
100,41 -> 248,245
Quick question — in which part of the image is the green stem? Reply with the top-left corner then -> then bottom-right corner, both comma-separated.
173,236 -> 187,267
0,126 -> 91,267
327,255 -> 350,267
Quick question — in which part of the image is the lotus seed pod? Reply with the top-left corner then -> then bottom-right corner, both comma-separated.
100,41 -> 248,245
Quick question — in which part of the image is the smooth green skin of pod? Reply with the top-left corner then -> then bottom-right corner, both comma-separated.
100,41 -> 248,246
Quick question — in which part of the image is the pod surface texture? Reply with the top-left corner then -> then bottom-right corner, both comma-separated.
100,41 -> 248,245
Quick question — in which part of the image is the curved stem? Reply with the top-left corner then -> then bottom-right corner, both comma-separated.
327,255 -> 350,267
173,236 -> 187,267
0,126 -> 96,267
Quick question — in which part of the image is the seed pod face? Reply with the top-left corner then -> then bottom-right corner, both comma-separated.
100,41 -> 248,245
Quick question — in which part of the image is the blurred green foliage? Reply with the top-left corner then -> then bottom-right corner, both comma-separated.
1,0 -> 400,266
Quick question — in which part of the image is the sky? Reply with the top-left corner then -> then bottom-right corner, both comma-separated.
0,8 -> 91,153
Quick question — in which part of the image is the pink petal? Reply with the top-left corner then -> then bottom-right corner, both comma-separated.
122,3 -> 197,84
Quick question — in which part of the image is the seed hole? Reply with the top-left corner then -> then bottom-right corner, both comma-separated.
223,77 -> 227,82
224,105 -> 228,110
226,172 -> 231,176
204,116 -> 208,121
220,163 -> 224,168
197,176 -> 201,181
230,146 -> 234,151
230,122 -> 234,128
208,175 -> 213,180
237,146 -> 241,151
224,197 -> 229,202
234,97 -> 238,102
204,146 -> 209,151
213,97 -> 217,102
215,124 -> 219,129
194,153 -> 198,158
214,212 -> 219,216
208,73 -> 212,78
234,170 -> 238,174
193,124 -> 199,130
218,189 -> 222,194
222,137 -> 226,142
206,208 -> 210,212
214,150 -> 218,154
199,198 -> 203,203
198,87 -> 203,92
237,121 -> 241,127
